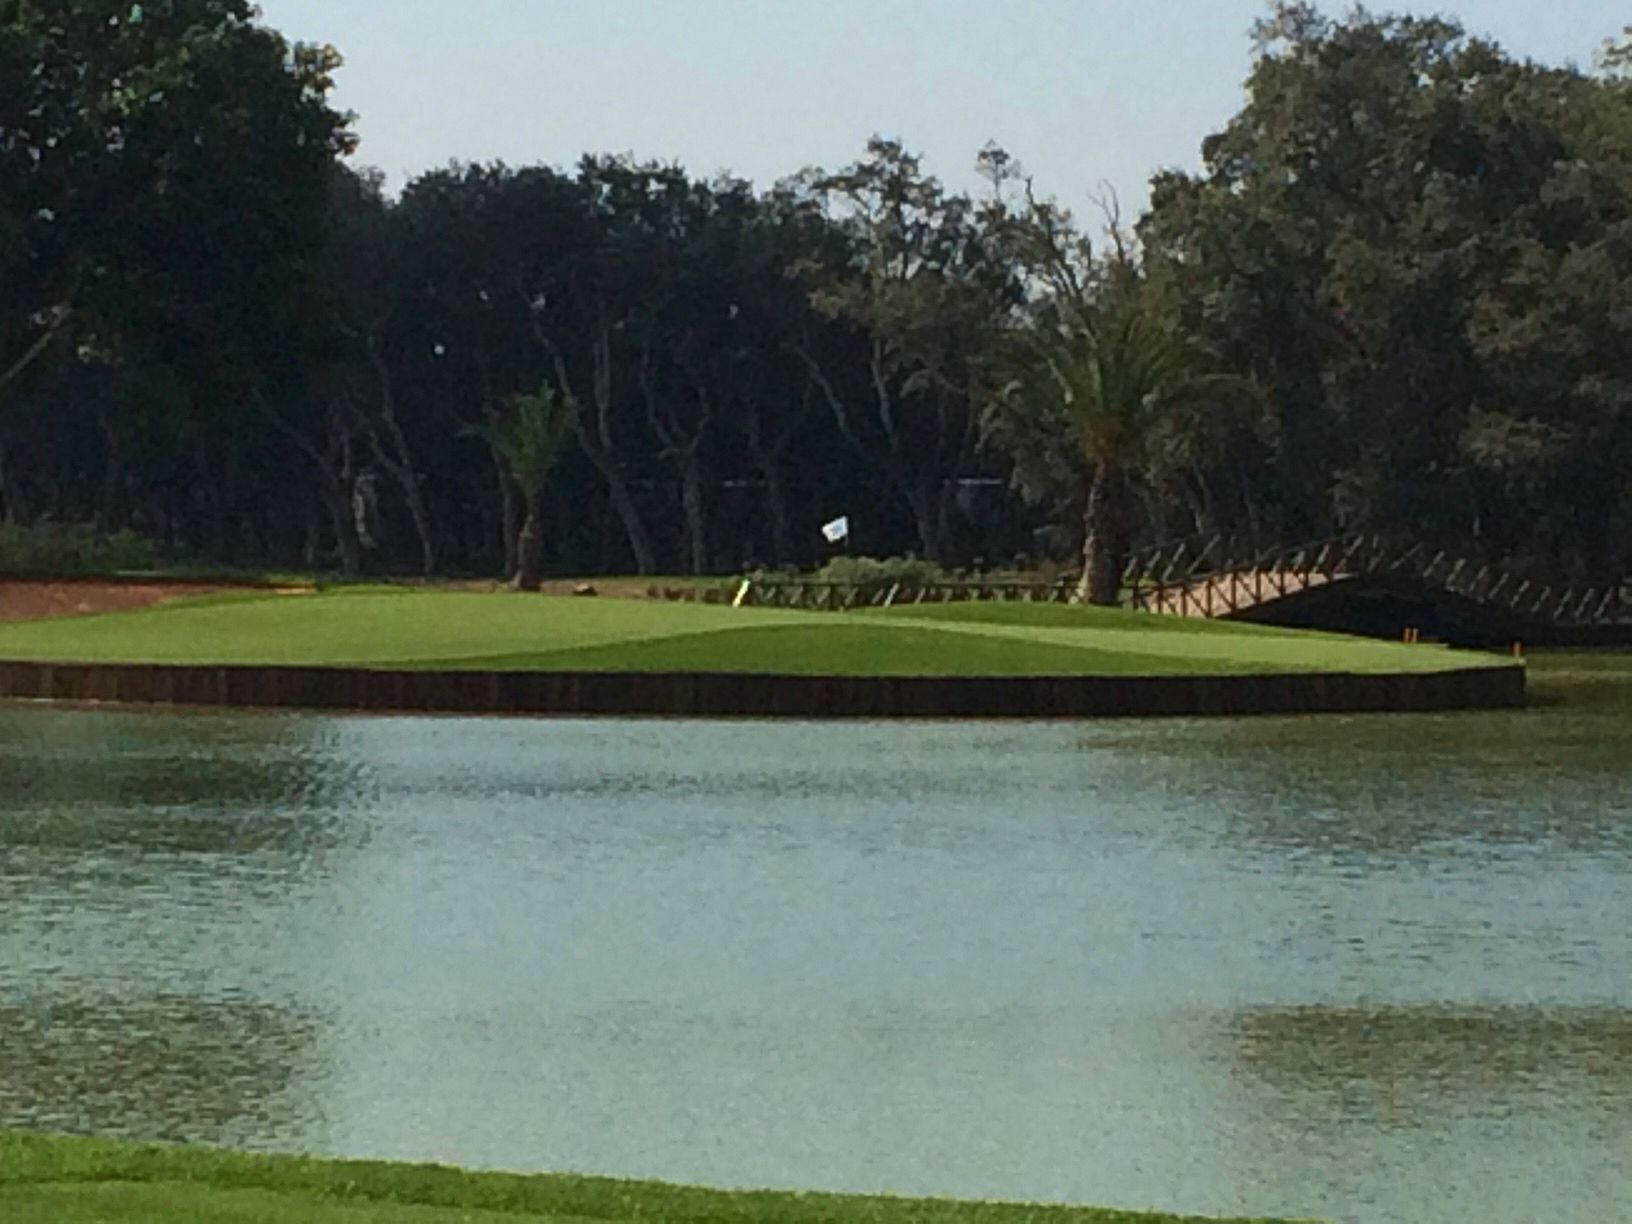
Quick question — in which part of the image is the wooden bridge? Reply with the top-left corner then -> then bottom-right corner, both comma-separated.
732,533 -> 1632,643
1122,533 -> 1632,635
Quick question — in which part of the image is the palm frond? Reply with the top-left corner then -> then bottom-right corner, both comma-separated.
1042,296 -> 1238,467
484,384 -> 577,498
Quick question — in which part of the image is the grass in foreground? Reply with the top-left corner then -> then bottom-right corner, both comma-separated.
0,588 -> 1504,677
0,1132 -> 1306,1224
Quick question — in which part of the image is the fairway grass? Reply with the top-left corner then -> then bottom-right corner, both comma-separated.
0,588 -> 1501,677
0,1132 -> 1306,1223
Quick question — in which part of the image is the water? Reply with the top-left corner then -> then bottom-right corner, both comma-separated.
3,656 -> 1631,1223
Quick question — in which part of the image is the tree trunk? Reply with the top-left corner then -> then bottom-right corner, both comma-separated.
1080,462 -> 1130,606
906,477 -> 943,562
677,449 -> 708,574
538,321 -> 657,575
358,335 -> 436,579
323,480 -> 362,578
799,343 -> 971,565
1238,458 -> 1266,549
758,457 -> 793,566
251,392 -> 362,578
0,438 -> 27,525
644,356 -> 713,577
589,451 -> 656,574
513,493 -> 544,591
936,479 -> 956,566
744,369 -> 812,567
377,450 -> 435,579
302,502 -> 321,569
493,452 -> 518,579
97,411 -> 122,531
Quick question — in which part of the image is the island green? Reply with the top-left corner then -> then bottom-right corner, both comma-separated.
0,589 -> 1501,678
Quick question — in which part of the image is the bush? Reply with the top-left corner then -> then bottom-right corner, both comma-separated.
811,554 -> 946,591
0,520 -> 163,577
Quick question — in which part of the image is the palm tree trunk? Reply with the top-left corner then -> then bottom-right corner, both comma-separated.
1080,462 -> 1130,606
514,493 -> 544,591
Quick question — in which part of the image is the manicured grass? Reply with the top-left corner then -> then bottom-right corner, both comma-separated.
1,1182 -> 543,1224
452,623 -> 1270,677
0,1132 -> 1305,1223
0,588 -> 1502,677
863,602 -> 1299,636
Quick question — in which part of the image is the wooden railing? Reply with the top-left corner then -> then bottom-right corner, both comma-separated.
718,533 -> 1631,629
1124,533 -> 1632,627
734,576 -> 1078,611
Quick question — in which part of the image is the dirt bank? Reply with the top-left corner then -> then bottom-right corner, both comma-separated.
0,579 -> 243,623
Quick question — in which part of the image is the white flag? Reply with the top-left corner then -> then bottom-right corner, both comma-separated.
820,515 -> 850,544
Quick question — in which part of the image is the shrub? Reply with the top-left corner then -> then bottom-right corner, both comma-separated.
811,554 -> 946,592
0,520 -> 163,577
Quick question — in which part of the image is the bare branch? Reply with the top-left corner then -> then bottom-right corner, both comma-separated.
0,306 -> 71,399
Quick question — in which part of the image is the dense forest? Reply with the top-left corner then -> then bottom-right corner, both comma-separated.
4,2 -> 1632,596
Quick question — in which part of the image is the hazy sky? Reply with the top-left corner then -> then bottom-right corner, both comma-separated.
256,1 -> 1626,211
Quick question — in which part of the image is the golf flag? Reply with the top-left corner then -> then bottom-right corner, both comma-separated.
820,515 -> 850,544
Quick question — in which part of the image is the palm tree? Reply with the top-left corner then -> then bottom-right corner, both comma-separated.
485,384 -> 576,591
1035,291 -> 1224,605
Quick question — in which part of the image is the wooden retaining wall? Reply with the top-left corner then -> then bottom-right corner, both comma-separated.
0,660 -> 1527,719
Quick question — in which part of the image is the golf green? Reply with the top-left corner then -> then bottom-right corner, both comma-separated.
0,588 -> 1495,677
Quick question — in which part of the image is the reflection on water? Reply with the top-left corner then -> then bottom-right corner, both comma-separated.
1233,1004 -> 1632,1125
3,654 -> 1632,1223
0,709 -> 358,863
0,993 -> 322,1147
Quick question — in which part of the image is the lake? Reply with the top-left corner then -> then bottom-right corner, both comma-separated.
3,654 -> 1630,1223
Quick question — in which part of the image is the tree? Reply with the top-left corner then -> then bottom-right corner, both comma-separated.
1456,62 -> 1632,573
1,0 -> 355,573
118,26 -> 353,562
485,384 -> 575,590
1138,3 -> 1632,573
796,138 -> 1014,561
0,1 -> 352,409
1004,264 -> 1228,604
0,0 -> 159,401
520,157 -> 676,576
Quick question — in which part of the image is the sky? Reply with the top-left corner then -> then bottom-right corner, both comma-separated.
255,0 -> 1627,213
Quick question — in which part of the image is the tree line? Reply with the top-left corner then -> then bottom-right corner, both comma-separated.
4,2 -> 1631,598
